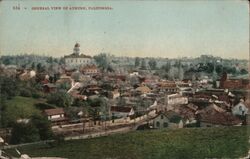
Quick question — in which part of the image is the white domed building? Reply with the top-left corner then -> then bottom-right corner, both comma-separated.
64,43 -> 94,67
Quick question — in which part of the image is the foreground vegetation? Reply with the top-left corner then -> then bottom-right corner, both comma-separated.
6,126 -> 250,159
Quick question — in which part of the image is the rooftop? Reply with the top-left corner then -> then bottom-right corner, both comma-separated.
64,54 -> 92,59
44,108 -> 65,116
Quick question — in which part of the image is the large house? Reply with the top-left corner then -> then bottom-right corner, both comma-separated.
64,43 -> 94,67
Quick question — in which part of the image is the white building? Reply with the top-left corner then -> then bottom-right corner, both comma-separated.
165,93 -> 188,105
232,100 -> 248,116
64,43 -> 94,67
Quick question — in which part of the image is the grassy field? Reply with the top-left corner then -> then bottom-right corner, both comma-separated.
5,126 -> 250,159
2,96 -> 57,126
3,96 -> 41,123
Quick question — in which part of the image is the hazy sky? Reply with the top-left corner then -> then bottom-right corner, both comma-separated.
0,0 -> 249,59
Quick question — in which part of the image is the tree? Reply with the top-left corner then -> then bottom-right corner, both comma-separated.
148,59 -> 157,70
240,69 -> 248,75
215,65 -> 223,75
36,63 -> 45,72
118,97 -> 126,107
47,91 -> 73,107
10,115 -> 53,144
47,56 -> 53,64
10,122 -> 40,144
88,107 -> 100,125
2,58 -> 11,65
93,53 -> 109,71
168,67 -> 179,80
31,115 -> 53,140
59,58 -> 65,65
161,62 -> 171,72
140,59 -> 146,70
135,57 -> 140,67
31,62 -> 35,70
0,76 -> 20,99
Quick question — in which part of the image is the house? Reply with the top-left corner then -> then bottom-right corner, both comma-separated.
178,104 -> 198,124
43,83 -> 57,93
135,86 -> 151,94
232,100 -> 248,116
81,65 -> 98,75
151,111 -> 183,129
157,81 -> 178,93
110,89 -> 120,99
108,75 -> 127,82
165,93 -> 188,106
197,104 -> 242,127
19,70 -> 36,81
56,74 -> 72,88
110,106 -> 134,119
129,71 -> 139,76
44,108 -> 68,125
220,73 -> 250,89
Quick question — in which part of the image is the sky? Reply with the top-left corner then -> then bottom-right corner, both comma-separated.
0,0 -> 249,59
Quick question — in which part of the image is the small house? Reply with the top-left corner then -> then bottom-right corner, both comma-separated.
43,83 -> 57,93
110,106 -> 134,119
151,111 -> 183,129
232,100 -> 248,116
44,108 -> 68,125
81,65 -> 99,75
135,86 -> 151,94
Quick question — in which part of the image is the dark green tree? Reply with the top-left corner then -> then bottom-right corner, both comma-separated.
31,62 -> 35,70
47,56 -> 53,64
10,122 -> 40,144
31,115 -> 53,140
148,59 -> 157,70
93,53 -> 109,71
36,63 -> 45,72
47,91 -> 73,107
135,57 -> 140,67
240,69 -> 248,74
0,76 -> 20,99
140,59 -> 146,70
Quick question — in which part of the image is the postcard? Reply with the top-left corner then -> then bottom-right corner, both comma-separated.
0,0 -> 249,159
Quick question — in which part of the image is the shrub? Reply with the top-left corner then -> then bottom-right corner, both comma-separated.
20,89 -> 32,97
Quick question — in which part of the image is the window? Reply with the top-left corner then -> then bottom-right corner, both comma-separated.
163,122 -> 168,127
239,106 -> 242,111
156,121 -> 160,127
161,115 -> 164,119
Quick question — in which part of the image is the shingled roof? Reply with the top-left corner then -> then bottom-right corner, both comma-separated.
44,108 -> 65,116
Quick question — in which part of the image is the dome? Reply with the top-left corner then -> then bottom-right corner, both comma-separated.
75,43 -> 80,47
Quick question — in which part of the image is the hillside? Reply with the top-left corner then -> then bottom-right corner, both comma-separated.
1,96 -> 57,127
5,126 -> 250,159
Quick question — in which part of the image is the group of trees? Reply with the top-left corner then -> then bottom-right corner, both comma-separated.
94,53 -> 114,72
0,76 -> 20,100
186,62 -> 248,76
67,97 -> 109,125
46,91 -> 73,107
10,115 -> 53,144
0,75 -> 55,143
134,57 -> 157,70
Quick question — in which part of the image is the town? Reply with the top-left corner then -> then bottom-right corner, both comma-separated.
0,43 -> 249,149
